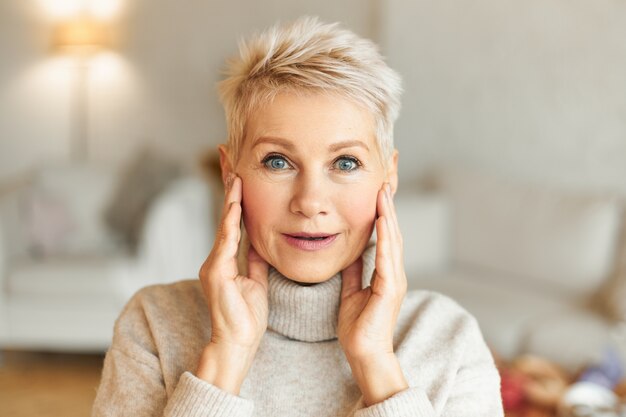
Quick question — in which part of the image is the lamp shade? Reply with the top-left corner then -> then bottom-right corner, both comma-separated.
53,16 -> 109,52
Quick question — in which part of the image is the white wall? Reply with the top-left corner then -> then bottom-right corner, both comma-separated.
0,1 -> 71,178
2,0 -> 626,197
383,0 -> 626,195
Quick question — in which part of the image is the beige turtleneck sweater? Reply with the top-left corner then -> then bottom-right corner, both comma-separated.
92,242 -> 503,416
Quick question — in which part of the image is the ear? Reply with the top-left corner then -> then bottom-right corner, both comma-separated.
218,144 -> 234,187
386,149 -> 399,196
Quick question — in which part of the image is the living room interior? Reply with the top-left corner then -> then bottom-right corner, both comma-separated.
1,0 -> 626,416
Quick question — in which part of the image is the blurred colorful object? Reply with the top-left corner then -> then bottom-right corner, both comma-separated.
501,368 -> 527,411
558,347 -> 625,417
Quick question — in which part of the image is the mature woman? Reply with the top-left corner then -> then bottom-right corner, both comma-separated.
92,17 -> 503,416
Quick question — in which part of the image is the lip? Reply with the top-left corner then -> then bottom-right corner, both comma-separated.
282,233 -> 339,251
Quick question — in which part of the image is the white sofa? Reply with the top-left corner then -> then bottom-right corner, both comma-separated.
0,163 -> 215,353
396,166 -> 626,373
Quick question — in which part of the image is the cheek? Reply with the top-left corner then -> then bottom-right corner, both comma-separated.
338,185 -> 379,230
240,177 -> 282,236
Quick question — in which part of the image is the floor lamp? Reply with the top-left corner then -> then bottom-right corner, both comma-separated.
53,16 -> 109,162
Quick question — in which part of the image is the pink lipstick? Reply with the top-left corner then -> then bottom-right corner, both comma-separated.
282,233 -> 338,251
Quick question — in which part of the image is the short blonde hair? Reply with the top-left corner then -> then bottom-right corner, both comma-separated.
218,16 -> 403,164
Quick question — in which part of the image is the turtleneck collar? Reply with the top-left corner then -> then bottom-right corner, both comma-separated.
267,268 -> 342,342
237,229 -> 377,342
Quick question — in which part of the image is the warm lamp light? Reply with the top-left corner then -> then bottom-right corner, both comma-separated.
50,15 -> 114,161
53,17 -> 109,53
39,0 -> 123,21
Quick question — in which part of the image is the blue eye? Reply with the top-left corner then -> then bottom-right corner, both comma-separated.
334,157 -> 360,172
263,155 -> 291,170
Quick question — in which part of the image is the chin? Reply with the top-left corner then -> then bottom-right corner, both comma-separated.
275,260 -> 342,284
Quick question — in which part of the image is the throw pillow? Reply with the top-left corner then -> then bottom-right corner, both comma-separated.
104,145 -> 184,253
21,163 -> 120,258
24,188 -> 73,257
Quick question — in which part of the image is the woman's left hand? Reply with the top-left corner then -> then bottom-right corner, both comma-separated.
337,182 -> 409,406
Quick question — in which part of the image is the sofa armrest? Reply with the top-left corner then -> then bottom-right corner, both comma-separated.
133,175 -> 216,287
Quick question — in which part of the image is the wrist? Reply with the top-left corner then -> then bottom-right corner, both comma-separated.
346,352 -> 409,407
195,342 -> 258,395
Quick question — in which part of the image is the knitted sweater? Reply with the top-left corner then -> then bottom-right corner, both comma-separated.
92,243 -> 503,416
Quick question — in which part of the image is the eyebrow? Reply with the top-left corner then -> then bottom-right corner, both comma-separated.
252,136 -> 370,152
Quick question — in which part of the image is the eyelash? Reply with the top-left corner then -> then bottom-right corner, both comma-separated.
261,153 -> 362,172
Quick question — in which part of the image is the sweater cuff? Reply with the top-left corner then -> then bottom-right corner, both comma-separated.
354,387 -> 434,417
164,371 -> 254,417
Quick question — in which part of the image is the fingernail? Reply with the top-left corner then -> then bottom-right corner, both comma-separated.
385,183 -> 391,196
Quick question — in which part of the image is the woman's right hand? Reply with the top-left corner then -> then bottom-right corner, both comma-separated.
195,174 -> 269,394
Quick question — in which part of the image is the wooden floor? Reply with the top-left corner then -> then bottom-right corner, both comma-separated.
0,349 -> 105,417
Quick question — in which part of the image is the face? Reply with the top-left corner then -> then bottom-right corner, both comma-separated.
222,92 -> 397,284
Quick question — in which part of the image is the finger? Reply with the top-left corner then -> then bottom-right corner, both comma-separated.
216,176 -> 242,242
376,185 -> 396,250
247,245 -> 269,292
375,185 -> 385,218
374,215 -> 394,284
341,255 -> 363,300
380,183 -> 400,245
222,175 -> 242,211
377,184 -> 402,259
378,187 -> 407,297
381,185 -> 407,290
216,201 -> 242,257
212,177 -> 243,263
227,176 -> 243,205
385,183 -> 403,245
376,185 -> 392,229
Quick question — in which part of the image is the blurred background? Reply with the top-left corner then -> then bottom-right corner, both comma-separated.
1,0 -> 626,416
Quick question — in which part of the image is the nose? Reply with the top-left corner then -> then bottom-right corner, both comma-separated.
289,171 -> 330,218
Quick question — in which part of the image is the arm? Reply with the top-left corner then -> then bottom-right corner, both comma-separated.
436,318 -> 504,417
91,299 -> 255,417
352,318 -> 503,417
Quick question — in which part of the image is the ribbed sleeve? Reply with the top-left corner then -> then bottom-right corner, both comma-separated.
164,372 -> 254,417
354,388 -> 435,417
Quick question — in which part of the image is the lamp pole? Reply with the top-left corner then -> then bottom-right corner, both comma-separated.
71,56 -> 89,161
54,16 -> 109,162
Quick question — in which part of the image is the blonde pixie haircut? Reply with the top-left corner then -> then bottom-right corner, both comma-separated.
218,16 -> 403,165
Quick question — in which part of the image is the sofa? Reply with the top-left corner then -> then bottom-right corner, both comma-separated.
0,160 -> 215,353
396,166 -> 626,373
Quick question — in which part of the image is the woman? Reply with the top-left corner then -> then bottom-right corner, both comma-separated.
92,16 -> 503,416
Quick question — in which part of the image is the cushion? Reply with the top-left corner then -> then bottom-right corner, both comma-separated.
23,188 -> 73,256
104,145 -> 184,252
22,163 -> 119,257
432,166 -> 622,301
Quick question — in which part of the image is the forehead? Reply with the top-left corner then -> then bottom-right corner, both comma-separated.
244,92 -> 378,153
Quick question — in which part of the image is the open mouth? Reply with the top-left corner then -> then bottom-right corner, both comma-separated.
282,233 -> 338,251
